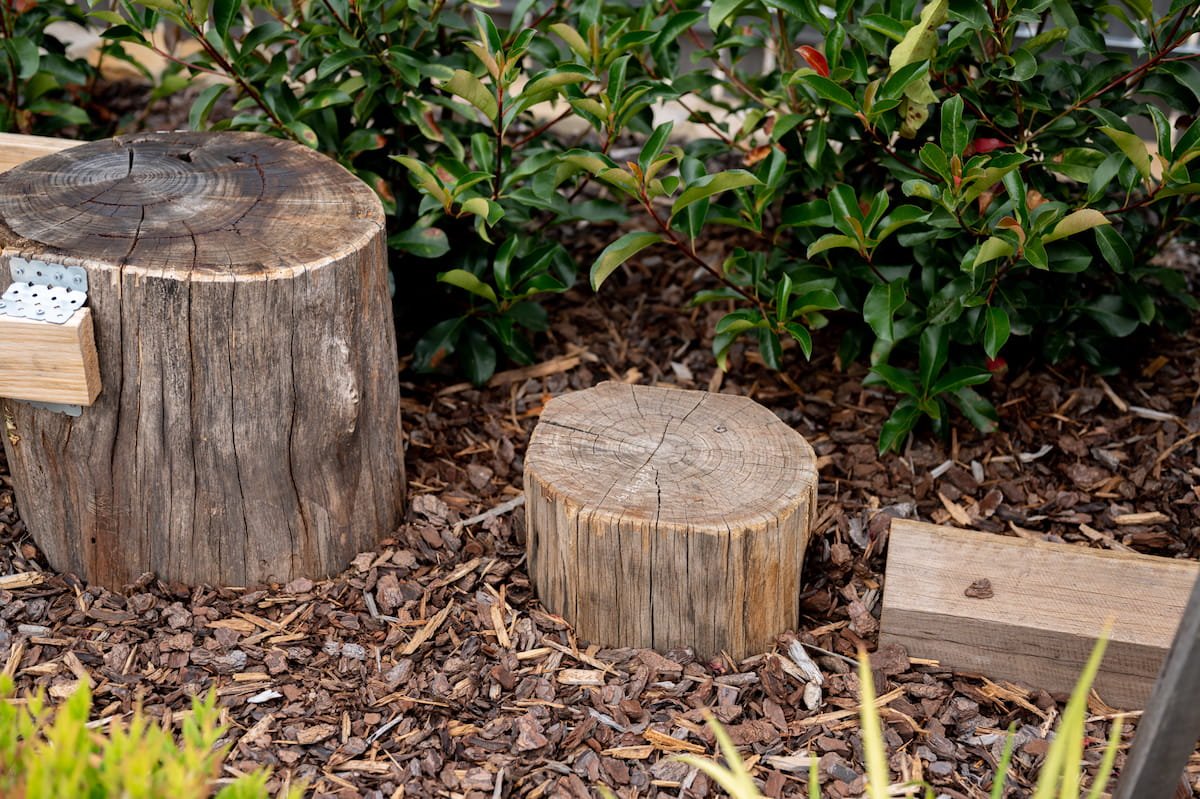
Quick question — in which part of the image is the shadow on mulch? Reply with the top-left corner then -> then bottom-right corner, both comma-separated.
2,241 -> 1199,798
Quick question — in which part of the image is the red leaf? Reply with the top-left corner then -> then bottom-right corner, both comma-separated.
795,46 -> 830,78
969,137 -> 1006,156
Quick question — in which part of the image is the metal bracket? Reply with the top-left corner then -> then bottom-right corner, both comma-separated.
0,258 -> 89,325
27,401 -> 82,417
0,257 -> 90,415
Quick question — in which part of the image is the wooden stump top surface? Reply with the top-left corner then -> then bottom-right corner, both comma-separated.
528,382 -> 817,527
0,132 -> 381,278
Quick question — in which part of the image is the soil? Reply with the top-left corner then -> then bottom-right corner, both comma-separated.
2,81 -> 1200,796
2,246 -> 1199,799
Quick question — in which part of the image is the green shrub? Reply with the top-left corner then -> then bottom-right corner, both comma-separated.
0,0 -> 102,134
565,0 -> 1199,450
68,0 -> 1200,447
0,675 -> 303,799
99,0 -> 615,382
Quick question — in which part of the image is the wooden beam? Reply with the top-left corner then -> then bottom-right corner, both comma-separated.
0,133 -> 80,173
1113,572 -> 1200,798
879,519 -> 1200,709
0,308 -> 101,406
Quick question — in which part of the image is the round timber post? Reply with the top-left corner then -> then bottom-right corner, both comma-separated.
524,382 -> 819,660
0,132 -> 405,588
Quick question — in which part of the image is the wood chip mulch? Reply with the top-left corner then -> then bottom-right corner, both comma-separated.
2,244 -> 1199,799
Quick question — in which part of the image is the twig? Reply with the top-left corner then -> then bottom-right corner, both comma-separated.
454,496 -> 527,532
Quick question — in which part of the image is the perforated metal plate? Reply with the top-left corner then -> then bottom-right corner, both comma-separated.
0,258 -> 89,325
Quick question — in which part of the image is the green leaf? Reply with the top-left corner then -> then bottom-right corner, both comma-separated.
918,325 -> 949,391
446,70 -> 498,123
670,171 -> 760,219
940,94 -> 967,156
212,0 -> 238,40
1094,225 -> 1132,273
521,65 -> 592,100
1042,209 -> 1109,243
889,0 -> 948,70
984,306 -> 1010,359
413,317 -> 465,371
919,143 -> 950,182
972,236 -> 1014,268
439,269 -> 498,305
869,364 -> 920,396
1085,296 -> 1139,337
285,121 -> 319,148
758,327 -> 782,369
806,234 -> 860,258
863,280 -> 907,341
708,0 -> 748,29
783,323 -> 813,359
794,74 -> 858,112
390,226 -> 451,258
188,83 -> 229,131
879,398 -> 921,453
549,23 -> 589,60
953,387 -> 998,433
638,121 -> 674,175
7,37 -> 39,80
1099,126 -> 1151,181
590,232 -> 664,290
460,327 -> 497,386
931,365 -> 992,395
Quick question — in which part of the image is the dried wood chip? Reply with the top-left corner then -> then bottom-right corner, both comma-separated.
643,728 -> 706,754
400,600 -> 454,655
1113,511 -> 1170,526
556,668 -> 605,686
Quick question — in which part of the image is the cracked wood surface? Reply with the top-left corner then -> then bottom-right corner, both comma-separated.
0,131 -> 405,587
524,382 -> 818,660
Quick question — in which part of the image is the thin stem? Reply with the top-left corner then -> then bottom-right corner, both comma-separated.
1028,25 -> 1195,140
510,108 -> 572,149
639,189 -> 768,317
178,6 -> 300,142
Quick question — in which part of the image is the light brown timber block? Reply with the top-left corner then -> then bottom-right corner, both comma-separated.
0,308 -> 101,406
0,133 -> 80,173
524,382 -> 819,660
879,519 -> 1200,709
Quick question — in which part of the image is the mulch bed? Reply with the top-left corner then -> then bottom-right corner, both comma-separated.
2,240 -> 1199,798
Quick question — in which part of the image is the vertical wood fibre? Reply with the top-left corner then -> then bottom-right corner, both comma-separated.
0,132 -> 405,587
524,382 -> 818,659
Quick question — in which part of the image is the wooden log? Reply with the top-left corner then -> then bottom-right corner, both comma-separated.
524,382 -> 819,660
879,519 -> 1200,709
0,132 -> 79,173
0,131 -> 405,588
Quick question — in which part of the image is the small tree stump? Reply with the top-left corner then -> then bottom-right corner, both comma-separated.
0,132 -> 404,587
524,382 -> 818,659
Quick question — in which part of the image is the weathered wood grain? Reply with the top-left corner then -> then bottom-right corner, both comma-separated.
1113,572 -> 1200,798
879,519 -> 1200,709
0,308 -> 100,405
0,132 -> 79,173
524,382 -> 818,660
0,132 -> 405,588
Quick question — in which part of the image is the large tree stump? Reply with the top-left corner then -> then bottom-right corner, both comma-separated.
0,132 -> 404,588
524,382 -> 818,659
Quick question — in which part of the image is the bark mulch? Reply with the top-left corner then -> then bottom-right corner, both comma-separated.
2,256 -> 1199,799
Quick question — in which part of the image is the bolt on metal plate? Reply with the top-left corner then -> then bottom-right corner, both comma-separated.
0,257 -> 89,325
